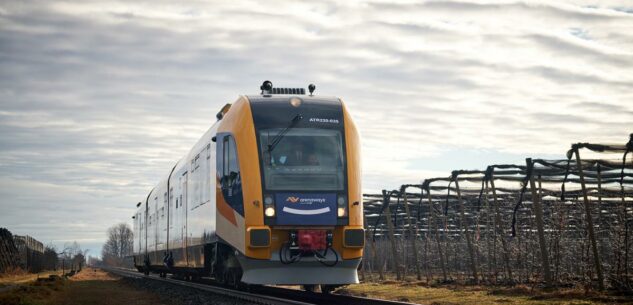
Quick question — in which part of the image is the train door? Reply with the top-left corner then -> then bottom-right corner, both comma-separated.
153,195 -> 159,264
144,203 -> 148,263
181,172 -> 188,267
168,186 -> 173,251
172,176 -> 184,267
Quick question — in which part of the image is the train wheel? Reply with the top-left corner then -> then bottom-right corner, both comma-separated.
214,266 -> 226,285
320,285 -> 337,294
302,285 -> 318,292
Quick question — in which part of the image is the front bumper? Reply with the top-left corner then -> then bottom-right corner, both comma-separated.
237,250 -> 361,285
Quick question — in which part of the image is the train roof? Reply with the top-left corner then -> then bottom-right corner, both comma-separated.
244,81 -> 341,105
245,94 -> 341,104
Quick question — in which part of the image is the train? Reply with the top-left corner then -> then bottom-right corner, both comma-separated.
132,81 -> 364,292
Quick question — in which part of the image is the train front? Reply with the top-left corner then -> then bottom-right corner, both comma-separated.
238,92 -> 364,286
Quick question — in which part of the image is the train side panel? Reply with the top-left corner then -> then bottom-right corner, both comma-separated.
183,125 -> 218,268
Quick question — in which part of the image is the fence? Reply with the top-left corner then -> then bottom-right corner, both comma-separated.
14,235 -> 45,272
0,228 -> 19,272
362,134 -> 633,291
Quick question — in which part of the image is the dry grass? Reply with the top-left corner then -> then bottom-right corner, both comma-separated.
0,268 -> 169,305
0,269 -> 62,286
341,281 -> 633,305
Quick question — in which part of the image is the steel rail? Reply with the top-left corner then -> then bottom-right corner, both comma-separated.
103,266 -> 420,305
103,266 -> 313,305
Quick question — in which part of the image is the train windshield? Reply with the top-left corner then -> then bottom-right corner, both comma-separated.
259,128 -> 345,191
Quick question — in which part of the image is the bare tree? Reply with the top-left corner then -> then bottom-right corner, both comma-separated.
59,241 -> 87,273
102,223 -> 133,267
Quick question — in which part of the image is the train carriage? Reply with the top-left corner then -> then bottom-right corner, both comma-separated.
132,81 -> 364,291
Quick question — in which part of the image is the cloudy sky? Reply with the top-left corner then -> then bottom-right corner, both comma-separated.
1,0 -> 632,257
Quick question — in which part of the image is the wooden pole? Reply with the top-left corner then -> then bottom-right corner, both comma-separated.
426,185 -> 448,281
488,172 -> 513,281
401,187 -> 422,280
573,148 -> 605,290
526,158 -> 552,286
383,190 -> 402,280
371,237 -> 384,281
454,175 -> 479,283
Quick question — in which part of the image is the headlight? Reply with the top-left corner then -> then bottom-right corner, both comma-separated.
290,97 -> 302,107
337,207 -> 347,217
264,195 -> 275,218
337,195 -> 348,217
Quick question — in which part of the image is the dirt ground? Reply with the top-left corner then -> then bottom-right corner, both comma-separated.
341,281 -> 633,305
0,268 -> 169,305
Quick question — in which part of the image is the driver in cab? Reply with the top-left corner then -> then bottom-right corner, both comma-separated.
280,142 -> 319,166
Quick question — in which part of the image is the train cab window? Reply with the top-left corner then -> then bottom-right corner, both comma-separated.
259,128 -> 345,191
217,134 -> 244,216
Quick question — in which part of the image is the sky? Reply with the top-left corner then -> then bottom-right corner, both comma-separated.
1,0 -> 632,257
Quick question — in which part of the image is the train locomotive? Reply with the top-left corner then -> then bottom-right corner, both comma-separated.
132,81 -> 364,292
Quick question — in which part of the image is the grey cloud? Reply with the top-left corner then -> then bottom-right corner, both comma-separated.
528,33 -> 633,67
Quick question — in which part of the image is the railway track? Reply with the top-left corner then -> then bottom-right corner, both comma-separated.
103,267 -> 419,305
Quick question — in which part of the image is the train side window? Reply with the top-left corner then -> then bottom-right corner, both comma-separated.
223,137 -> 229,178
217,134 -> 243,216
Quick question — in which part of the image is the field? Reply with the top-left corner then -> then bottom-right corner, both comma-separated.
0,269 -> 167,305
342,280 -> 633,305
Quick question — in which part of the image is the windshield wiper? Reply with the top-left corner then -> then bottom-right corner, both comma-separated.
267,114 -> 302,153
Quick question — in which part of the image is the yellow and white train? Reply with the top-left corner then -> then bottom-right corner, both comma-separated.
132,81 -> 364,292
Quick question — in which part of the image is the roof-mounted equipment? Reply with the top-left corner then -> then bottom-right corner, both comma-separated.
260,80 -> 307,95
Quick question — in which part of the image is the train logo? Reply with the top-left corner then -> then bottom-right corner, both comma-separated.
286,196 -> 300,203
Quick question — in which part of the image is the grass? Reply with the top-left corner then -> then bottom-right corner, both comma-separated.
0,268 -> 62,287
341,281 -> 633,305
0,268 -> 169,305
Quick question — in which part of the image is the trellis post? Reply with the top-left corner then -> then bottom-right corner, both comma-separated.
426,182 -> 448,281
453,172 -> 479,283
526,158 -> 552,287
401,186 -> 422,280
572,147 -> 605,290
488,171 -> 513,281
382,190 -> 402,280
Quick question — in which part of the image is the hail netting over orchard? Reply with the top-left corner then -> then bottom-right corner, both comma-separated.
361,134 -> 633,291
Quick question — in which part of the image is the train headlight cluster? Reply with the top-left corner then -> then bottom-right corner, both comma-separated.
337,195 -> 348,217
264,195 -> 275,218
